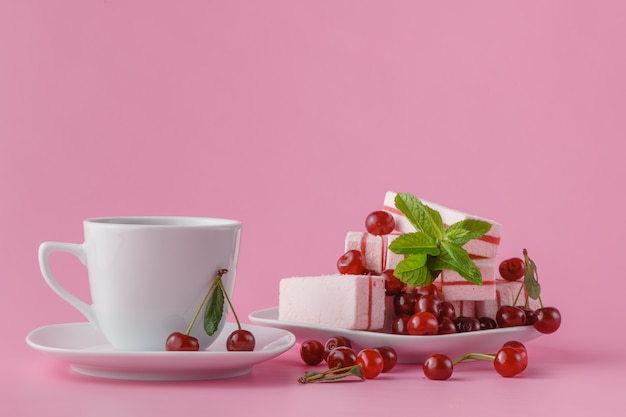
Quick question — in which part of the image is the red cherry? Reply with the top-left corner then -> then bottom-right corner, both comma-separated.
391,315 -> 410,335
165,332 -> 200,351
499,258 -> 525,281
226,329 -> 255,351
323,336 -> 352,360
437,316 -> 457,335
393,292 -> 417,316
337,250 -> 366,275
533,307 -> 562,334
518,307 -> 537,325
381,269 -> 404,295
326,346 -> 357,370
478,317 -> 498,330
373,346 -> 398,373
494,346 -> 524,377
356,349 -> 384,379
423,353 -> 454,380
415,294 -> 441,316
496,305 -> 527,327
300,340 -> 325,365
455,316 -> 481,332
414,284 -> 440,298
503,341 -> 528,371
407,312 -> 439,335
365,211 -> 396,235
439,301 -> 457,322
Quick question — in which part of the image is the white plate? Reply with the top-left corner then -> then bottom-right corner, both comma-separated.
26,322 -> 295,381
249,307 -> 543,363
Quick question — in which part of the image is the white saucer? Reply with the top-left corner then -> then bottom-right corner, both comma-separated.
26,322 -> 295,381
249,307 -> 543,363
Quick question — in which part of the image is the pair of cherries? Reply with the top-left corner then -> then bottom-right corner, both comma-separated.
165,269 -> 255,352
165,329 -> 255,352
423,340 -> 529,380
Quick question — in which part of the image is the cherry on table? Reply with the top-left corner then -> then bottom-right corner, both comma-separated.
326,346 -> 357,370
503,340 -> 528,371
494,346 -> 524,377
300,339 -> 325,365
423,353 -> 454,380
373,346 -> 398,373
323,336 -> 352,360
356,349 -> 384,379
165,332 -> 200,351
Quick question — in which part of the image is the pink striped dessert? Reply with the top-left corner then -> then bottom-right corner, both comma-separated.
382,191 -> 502,259
431,281 -> 477,317
344,232 -> 403,273
439,258 -> 497,301
474,279 -> 541,320
447,299 -> 476,318
278,275 -> 386,330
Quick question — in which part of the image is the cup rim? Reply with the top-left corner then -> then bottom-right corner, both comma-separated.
85,216 -> 242,228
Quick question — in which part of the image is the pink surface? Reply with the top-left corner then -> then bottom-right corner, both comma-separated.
1,1 -> 625,415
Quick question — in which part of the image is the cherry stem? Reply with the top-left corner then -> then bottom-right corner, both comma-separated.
453,352 -> 495,365
298,365 -> 364,384
512,281 -> 525,307
184,269 -> 228,335
216,274 -> 242,331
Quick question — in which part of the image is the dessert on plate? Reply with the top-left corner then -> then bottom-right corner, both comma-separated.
278,191 -> 542,334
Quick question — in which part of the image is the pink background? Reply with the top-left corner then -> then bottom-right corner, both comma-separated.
2,1 -> 625,415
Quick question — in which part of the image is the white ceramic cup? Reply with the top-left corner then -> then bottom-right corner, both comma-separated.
38,217 -> 242,351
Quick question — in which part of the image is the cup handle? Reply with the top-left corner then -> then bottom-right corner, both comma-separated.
38,242 -> 99,329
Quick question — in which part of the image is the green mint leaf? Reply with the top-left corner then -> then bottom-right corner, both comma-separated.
388,232 -> 440,256
394,192 -> 444,241
444,219 -> 492,246
204,281 -> 224,336
428,241 -> 482,285
523,250 -> 541,300
393,254 -> 433,287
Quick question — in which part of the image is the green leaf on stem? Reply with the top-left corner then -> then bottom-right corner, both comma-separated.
523,250 -> 541,300
204,281 -> 224,336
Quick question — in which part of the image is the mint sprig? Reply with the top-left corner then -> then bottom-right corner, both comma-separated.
388,192 -> 492,287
